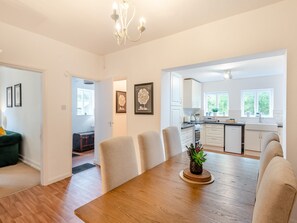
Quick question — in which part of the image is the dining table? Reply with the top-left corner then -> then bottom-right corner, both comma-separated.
75,151 -> 259,223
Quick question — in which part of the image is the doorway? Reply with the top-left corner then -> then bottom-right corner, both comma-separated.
71,77 -> 96,174
0,65 -> 42,197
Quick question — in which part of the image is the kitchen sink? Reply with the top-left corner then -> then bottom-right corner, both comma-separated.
245,123 -> 277,131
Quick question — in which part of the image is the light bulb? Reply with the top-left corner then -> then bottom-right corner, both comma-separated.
139,17 -> 146,26
112,2 -> 118,11
115,22 -> 121,32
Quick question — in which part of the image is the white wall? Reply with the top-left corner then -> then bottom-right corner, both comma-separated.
0,20 -> 103,185
113,80 -> 127,137
0,66 -> 42,169
103,1 -> 297,220
201,75 -> 284,123
72,77 -> 94,133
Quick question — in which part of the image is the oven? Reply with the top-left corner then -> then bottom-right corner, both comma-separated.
194,124 -> 201,146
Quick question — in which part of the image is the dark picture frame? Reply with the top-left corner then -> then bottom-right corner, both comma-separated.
116,91 -> 127,113
134,82 -> 154,115
6,86 -> 13,108
14,83 -> 22,107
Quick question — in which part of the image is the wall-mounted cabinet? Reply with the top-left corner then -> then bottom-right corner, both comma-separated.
183,79 -> 201,108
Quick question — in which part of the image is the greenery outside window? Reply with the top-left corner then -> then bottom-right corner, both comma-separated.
241,89 -> 273,117
204,92 -> 229,116
77,88 -> 94,116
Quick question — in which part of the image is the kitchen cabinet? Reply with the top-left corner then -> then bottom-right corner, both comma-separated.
183,79 -> 201,108
204,124 -> 224,151
245,129 -> 278,157
170,72 -> 183,106
170,72 -> 183,128
245,130 -> 261,152
181,126 -> 195,151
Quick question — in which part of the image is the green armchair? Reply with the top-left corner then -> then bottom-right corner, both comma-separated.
0,130 -> 22,167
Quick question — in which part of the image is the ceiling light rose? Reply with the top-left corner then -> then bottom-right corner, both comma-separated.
111,0 -> 146,45
224,70 -> 232,79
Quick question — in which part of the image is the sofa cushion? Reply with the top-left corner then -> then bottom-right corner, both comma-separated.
0,131 -> 22,146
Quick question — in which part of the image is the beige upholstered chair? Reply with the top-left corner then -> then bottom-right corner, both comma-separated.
99,136 -> 138,194
256,141 -> 284,193
162,126 -> 183,160
261,132 -> 280,152
138,131 -> 165,172
253,156 -> 297,223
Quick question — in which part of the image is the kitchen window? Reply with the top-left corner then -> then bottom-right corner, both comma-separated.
204,92 -> 229,116
77,88 -> 94,116
241,89 -> 273,117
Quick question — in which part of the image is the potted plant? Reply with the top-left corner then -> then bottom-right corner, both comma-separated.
186,143 -> 207,175
212,108 -> 218,116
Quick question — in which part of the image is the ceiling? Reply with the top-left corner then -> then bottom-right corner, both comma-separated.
173,51 -> 286,82
0,0 -> 283,55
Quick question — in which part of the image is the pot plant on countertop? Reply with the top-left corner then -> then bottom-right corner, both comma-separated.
186,143 -> 207,175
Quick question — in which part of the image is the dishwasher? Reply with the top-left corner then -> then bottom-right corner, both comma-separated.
224,125 -> 242,154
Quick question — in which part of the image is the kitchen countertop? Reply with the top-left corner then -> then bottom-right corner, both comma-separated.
181,121 -> 245,129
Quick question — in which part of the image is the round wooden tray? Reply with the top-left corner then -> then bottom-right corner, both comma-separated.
179,168 -> 214,185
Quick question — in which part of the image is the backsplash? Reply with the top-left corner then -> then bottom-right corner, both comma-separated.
199,109 -> 283,125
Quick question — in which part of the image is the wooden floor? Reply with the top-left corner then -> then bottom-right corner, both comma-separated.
72,150 -> 94,168
0,166 -> 102,223
0,151 -> 257,222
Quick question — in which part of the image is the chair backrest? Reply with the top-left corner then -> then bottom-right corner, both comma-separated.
256,141 -> 283,193
253,156 -> 297,223
261,132 -> 280,152
99,136 -> 138,194
138,131 -> 165,172
162,126 -> 183,160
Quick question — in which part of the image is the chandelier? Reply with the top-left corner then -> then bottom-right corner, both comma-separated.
111,0 -> 146,45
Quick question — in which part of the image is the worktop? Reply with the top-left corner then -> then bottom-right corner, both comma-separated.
181,121 -> 245,129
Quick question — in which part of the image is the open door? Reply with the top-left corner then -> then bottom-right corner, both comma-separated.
94,78 -> 113,165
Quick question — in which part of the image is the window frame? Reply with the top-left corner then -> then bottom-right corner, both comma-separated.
204,91 -> 229,117
240,88 -> 274,118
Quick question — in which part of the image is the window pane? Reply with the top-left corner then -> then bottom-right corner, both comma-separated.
218,93 -> 228,116
258,91 -> 270,116
206,94 -> 216,113
77,88 -> 84,115
77,88 -> 94,116
243,92 -> 255,116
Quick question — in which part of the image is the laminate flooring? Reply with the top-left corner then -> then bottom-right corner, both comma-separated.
0,165 -> 102,223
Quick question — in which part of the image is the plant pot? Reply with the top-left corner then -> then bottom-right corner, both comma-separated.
190,160 -> 203,175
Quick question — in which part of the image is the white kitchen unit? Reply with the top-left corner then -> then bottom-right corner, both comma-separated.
225,125 -> 242,154
244,123 -> 278,157
181,126 -> 195,151
183,79 -> 201,108
170,72 -> 183,129
170,72 -> 183,106
204,124 -> 224,152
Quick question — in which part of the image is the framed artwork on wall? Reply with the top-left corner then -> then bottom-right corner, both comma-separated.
116,91 -> 127,113
6,86 -> 12,108
134,82 -> 154,115
14,83 -> 22,107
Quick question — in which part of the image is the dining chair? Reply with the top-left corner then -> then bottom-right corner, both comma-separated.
138,131 -> 165,172
261,132 -> 280,152
253,156 -> 297,223
99,136 -> 138,194
162,126 -> 183,160
256,141 -> 283,193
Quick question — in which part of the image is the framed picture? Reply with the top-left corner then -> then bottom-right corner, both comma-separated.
116,91 -> 127,113
6,86 -> 13,108
14,83 -> 22,107
134,82 -> 154,115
